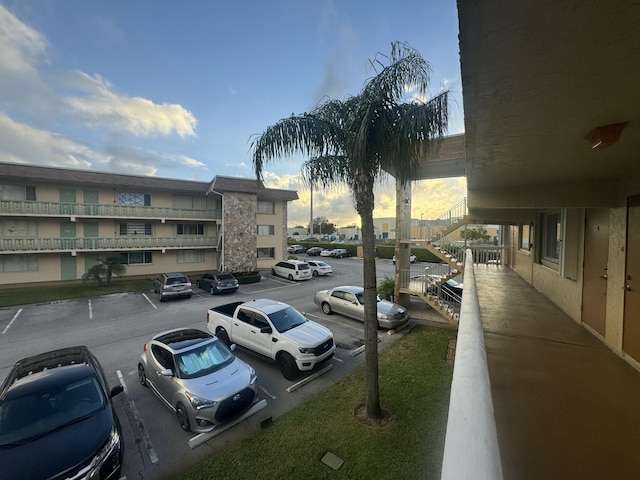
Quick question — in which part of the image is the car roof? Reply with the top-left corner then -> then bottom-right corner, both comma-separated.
1,346 -> 98,399
333,285 -> 363,294
153,328 -> 214,353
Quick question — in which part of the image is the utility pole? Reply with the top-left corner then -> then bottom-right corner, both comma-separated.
309,183 -> 313,237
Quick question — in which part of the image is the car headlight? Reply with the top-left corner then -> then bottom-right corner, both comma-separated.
185,391 -> 217,410
249,366 -> 257,384
87,425 -> 120,480
299,346 -> 315,354
377,312 -> 391,320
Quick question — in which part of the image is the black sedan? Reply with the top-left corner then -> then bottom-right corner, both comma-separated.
306,246 -> 323,256
0,346 -> 124,480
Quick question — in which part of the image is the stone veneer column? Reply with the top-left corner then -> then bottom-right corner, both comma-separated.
223,192 -> 257,273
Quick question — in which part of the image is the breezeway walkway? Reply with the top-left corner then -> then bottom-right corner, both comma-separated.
475,265 -> 640,480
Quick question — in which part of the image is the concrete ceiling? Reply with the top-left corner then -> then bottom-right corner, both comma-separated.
457,0 -> 640,209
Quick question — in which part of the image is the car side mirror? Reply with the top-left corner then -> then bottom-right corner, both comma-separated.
110,384 -> 124,398
160,368 -> 173,377
260,326 -> 272,334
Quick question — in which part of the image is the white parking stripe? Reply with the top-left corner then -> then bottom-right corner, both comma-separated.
142,293 -> 158,309
1,308 -> 22,335
116,370 -> 159,464
88,299 -> 93,320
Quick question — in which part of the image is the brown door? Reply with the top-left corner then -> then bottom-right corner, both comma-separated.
581,209 -> 609,336
623,196 -> 640,361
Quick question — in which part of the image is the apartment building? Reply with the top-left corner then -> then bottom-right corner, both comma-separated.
0,163 -> 297,286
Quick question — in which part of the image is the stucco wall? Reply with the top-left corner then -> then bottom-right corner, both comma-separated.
605,207 -> 627,354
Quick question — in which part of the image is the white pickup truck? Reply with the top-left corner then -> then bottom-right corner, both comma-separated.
206,299 -> 335,380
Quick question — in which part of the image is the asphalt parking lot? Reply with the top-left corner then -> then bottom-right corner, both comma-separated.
0,256 -> 412,480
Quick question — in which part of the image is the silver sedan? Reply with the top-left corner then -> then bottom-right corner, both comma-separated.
313,285 -> 410,329
138,328 -> 259,433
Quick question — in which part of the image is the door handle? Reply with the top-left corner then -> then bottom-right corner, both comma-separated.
600,274 -> 608,279
625,285 -> 632,292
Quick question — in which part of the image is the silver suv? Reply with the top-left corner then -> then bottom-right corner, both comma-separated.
138,328 -> 259,432
154,272 -> 193,302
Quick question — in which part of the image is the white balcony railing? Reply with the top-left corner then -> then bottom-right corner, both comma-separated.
0,236 -> 218,253
440,250 -> 502,480
0,200 -> 220,220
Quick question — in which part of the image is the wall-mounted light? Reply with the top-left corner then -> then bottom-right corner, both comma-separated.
585,122 -> 627,149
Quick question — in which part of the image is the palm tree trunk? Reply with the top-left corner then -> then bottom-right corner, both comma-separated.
356,174 -> 382,420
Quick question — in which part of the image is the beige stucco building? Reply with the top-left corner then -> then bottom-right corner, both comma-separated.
0,163 -> 297,286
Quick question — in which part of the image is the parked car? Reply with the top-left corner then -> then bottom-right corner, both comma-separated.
307,260 -> 333,276
271,260 -> 312,281
306,246 -> 323,256
302,237 -> 319,242
197,271 -> 239,295
441,279 -> 464,301
313,285 -> 410,329
138,328 -> 259,432
392,254 -> 417,264
330,248 -> 350,258
320,249 -> 333,257
154,272 -> 192,302
0,346 -> 124,480
287,244 -> 306,254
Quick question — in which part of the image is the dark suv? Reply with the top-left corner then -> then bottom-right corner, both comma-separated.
197,271 -> 239,295
154,272 -> 193,302
0,346 -> 124,480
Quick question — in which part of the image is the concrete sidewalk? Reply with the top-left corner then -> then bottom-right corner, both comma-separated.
474,265 -> 640,479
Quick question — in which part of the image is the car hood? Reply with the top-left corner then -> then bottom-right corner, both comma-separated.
0,406 -> 116,480
377,300 -> 407,316
181,358 -> 254,400
282,321 -> 332,347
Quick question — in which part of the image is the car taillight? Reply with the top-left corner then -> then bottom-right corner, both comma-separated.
206,312 -> 210,324
143,343 -> 148,352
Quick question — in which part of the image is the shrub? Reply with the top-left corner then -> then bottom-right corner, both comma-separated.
377,276 -> 395,301
233,271 -> 262,284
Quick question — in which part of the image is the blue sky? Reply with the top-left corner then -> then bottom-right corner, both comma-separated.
0,0 -> 466,227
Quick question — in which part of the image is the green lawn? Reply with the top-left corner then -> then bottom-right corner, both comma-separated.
0,279 -> 153,307
182,325 -> 454,480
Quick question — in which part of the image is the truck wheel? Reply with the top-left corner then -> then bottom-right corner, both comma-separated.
176,402 -> 191,432
322,302 -> 333,315
278,352 -> 299,380
216,328 -> 231,347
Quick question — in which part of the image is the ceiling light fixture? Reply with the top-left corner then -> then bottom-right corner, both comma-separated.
585,122 -> 627,149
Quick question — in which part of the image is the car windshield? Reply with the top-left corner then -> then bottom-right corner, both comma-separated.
217,274 -> 234,281
176,340 -> 234,379
267,306 -> 307,333
0,375 -> 105,445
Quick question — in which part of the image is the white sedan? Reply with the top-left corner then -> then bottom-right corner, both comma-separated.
392,254 -> 416,264
313,285 -> 410,329
320,249 -> 333,257
307,260 -> 333,276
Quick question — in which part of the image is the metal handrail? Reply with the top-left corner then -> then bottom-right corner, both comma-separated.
0,200 -> 220,220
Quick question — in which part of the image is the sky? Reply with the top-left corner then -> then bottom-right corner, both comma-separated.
0,0 -> 466,228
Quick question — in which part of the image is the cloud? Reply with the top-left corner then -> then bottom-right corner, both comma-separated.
0,4 -> 47,75
61,71 -> 197,138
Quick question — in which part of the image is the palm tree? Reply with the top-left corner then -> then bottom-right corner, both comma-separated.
82,254 -> 127,286
252,41 -> 448,421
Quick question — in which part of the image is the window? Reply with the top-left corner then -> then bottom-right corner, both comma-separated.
542,211 -> 562,267
120,252 -> 152,265
257,200 -> 275,214
0,220 -> 37,237
257,247 -> 275,259
25,186 -> 36,201
118,192 -> 151,206
177,250 -> 204,264
257,225 -> 275,236
519,224 -> 532,251
173,195 -> 206,210
0,255 -> 38,272
177,223 -> 204,235
0,184 -> 35,201
119,223 -> 152,236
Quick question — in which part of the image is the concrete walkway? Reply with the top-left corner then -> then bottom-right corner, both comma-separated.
474,265 -> 640,480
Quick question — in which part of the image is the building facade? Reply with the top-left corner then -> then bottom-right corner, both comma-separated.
0,163 -> 297,286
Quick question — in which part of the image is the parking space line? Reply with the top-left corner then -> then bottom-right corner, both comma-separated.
88,299 -> 93,320
142,293 -> 158,309
260,386 -> 277,400
306,312 -> 365,334
1,308 -> 22,335
116,370 -> 159,464
286,364 -> 333,393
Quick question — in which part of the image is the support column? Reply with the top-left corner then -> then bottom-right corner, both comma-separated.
394,178 -> 412,308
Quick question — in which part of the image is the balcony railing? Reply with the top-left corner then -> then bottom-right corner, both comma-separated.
440,250 -> 502,479
0,236 -> 218,253
0,200 -> 221,220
